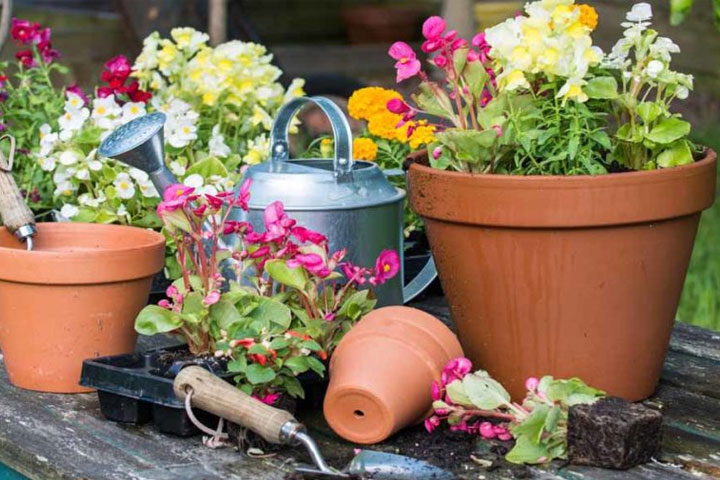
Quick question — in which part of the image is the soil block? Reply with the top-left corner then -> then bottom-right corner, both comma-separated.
567,396 -> 663,469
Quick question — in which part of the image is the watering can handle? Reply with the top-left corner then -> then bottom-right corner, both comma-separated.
269,96 -> 354,180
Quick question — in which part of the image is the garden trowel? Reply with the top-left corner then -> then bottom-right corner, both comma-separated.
174,366 -> 454,480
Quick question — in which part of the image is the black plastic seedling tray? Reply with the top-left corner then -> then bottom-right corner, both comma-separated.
80,345 -> 328,436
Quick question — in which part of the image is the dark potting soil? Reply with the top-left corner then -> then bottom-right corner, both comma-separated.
282,424 -> 530,480
149,350 -> 229,379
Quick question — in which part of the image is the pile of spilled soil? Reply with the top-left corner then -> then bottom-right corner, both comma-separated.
283,424 -> 532,479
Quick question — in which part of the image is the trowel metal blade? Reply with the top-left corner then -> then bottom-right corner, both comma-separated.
347,450 -> 455,480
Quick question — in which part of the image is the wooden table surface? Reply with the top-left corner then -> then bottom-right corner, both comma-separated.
1,296 -> 720,480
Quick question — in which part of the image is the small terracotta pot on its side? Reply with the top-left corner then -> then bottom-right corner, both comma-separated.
408,151 -> 717,401
0,223 -> 165,393
323,306 -> 463,444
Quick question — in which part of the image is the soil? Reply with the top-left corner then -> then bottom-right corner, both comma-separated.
150,349 -> 229,379
283,423 -> 532,480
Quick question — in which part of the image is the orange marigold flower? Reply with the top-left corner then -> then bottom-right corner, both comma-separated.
348,87 -> 402,121
353,137 -> 378,161
408,121 -> 436,149
368,111 -> 404,140
573,4 -> 598,30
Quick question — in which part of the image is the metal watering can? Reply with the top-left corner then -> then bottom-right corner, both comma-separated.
99,96 -> 436,305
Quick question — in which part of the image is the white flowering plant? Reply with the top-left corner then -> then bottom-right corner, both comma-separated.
42,27 -> 304,255
389,1 -> 699,175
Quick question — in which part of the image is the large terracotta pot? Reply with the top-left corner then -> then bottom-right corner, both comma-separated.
324,306 -> 463,444
408,151 -> 717,401
0,223 -> 165,393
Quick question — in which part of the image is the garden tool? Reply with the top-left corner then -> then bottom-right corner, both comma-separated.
0,135 -> 36,250
174,366 -> 454,480
99,98 -> 438,306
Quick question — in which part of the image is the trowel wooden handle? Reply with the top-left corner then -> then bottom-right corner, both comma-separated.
0,170 -> 35,233
174,366 -> 297,444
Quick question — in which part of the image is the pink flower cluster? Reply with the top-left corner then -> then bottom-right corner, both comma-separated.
425,357 -> 512,441
97,55 -> 152,103
11,18 -> 59,67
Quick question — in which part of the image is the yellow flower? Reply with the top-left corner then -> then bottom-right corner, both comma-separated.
408,122 -> 436,150
501,70 -> 530,91
352,138 -> 378,161
348,87 -> 402,121
573,4 -> 598,30
320,138 -> 334,158
368,111 -> 403,141
157,40 -> 179,72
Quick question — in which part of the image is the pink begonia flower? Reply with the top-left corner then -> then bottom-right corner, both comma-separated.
388,42 -> 421,83
192,204 -> 207,217
163,184 -> 196,202
291,226 -> 328,245
525,377 -> 539,392
324,312 -> 336,322
431,381 -> 442,401
444,30 -> 458,42
479,422 -> 496,439
263,201 -> 296,242
253,392 -> 281,405
203,291 -> 220,306
492,125 -> 503,137
236,178 -> 251,211
205,194 -> 225,211
422,16 -> 446,40
158,299 -> 171,309
432,147 -> 443,160
166,285 -> 179,298
369,249 -> 400,286
250,246 -> 271,259
449,38 -> 468,52
481,89 -> 493,107
328,249 -> 346,269
424,415 -> 441,433
433,55 -> 448,68
223,221 -> 253,236
441,357 -> 472,385
387,98 -> 410,114
288,253 -> 331,278
341,262 -> 370,285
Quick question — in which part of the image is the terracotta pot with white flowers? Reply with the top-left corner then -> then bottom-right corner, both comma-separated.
379,2 -> 716,401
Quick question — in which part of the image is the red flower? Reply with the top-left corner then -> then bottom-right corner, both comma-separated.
15,49 -> 35,68
248,353 -> 267,366
11,18 -> 41,45
104,55 -> 131,82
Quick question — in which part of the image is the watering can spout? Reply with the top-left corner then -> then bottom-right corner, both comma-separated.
98,112 -> 177,194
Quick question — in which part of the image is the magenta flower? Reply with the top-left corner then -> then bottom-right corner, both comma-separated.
236,178 -> 251,211
250,246 -> 271,259
223,220 -> 253,236
479,422 -> 496,439
431,381 -> 442,401
10,18 -> 40,45
15,50 -> 35,68
203,290 -> 221,306
288,253 -> 331,278
441,357 -> 473,385
432,55 -> 448,68
291,226 -> 327,246
66,84 -> 89,105
424,415 -> 441,433
388,42 -> 421,83
104,55 -> 131,82
341,262 -> 370,285
205,194 -> 225,211
432,146 -> 443,160
525,377 -> 539,392
387,98 -> 410,114
422,16 -> 446,40
158,299 -> 171,309
263,201 -> 296,242
253,392 -> 281,406
163,184 -> 195,202
369,249 -> 400,286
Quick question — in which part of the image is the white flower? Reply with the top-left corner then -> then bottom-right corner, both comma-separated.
54,181 -> 75,197
58,108 -> 89,133
675,85 -> 689,100
58,150 -> 83,166
170,27 -> 208,53
85,149 -> 103,171
139,179 -> 159,198
283,78 -> 305,103
39,123 -> 52,137
166,120 -> 197,148
78,193 -> 105,208
92,95 -> 122,129
117,204 -> 128,218
74,168 -> 90,180
64,92 -> 85,112
645,60 -> 664,79
113,172 -> 136,199
129,167 -> 149,183
169,161 -> 186,176
199,184 -> 218,195
60,204 -> 79,219
626,3 -> 652,23
38,156 -> 56,171
209,125 -> 231,158
183,173 -> 204,189
121,102 -> 147,123
133,32 -> 159,71
651,37 -> 680,62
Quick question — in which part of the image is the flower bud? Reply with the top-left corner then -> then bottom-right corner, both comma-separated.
431,381 -> 442,401
525,377 -> 539,392
479,422 -> 496,439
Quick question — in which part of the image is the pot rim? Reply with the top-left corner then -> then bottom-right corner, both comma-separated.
408,150 -> 717,228
0,223 -> 166,284
409,149 -> 716,187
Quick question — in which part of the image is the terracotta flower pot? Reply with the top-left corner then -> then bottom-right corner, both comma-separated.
0,223 -> 165,393
323,306 -> 463,444
408,151 -> 717,401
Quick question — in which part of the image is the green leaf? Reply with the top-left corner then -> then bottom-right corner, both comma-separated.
636,102 -> 663,125
245,364 -> 276,385
510,404 -> 550,443
465,59 -> 489,96
184,156 -> 229,179
337,289 -> 375,321
265,259 -> 307,290
301,339 -> 323,351
284,356 -> 310,374
585,76 -> 618,99
135,305 -> 182,335
182,292 -> 205,315
269,338 -> 289,350
210,299 -> 242,329
462,371 -> 511,410
645,117 -> 691,144
445,379 -> 473,407
590,130 -> 612,150
544,405 -> 561,434
616,123 -> 643,143
250,297 -> 292,329
73,208 -> 98,222
227,356 -> 247,373
656,140 -> 694,168
306,356 -> 327,376
506,436 -> 550,465
436,129 -> 498,164
670,0 -> 694,25
283,376 -> 305,399
452,48 -> 468,77
546,377 -> 604,404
